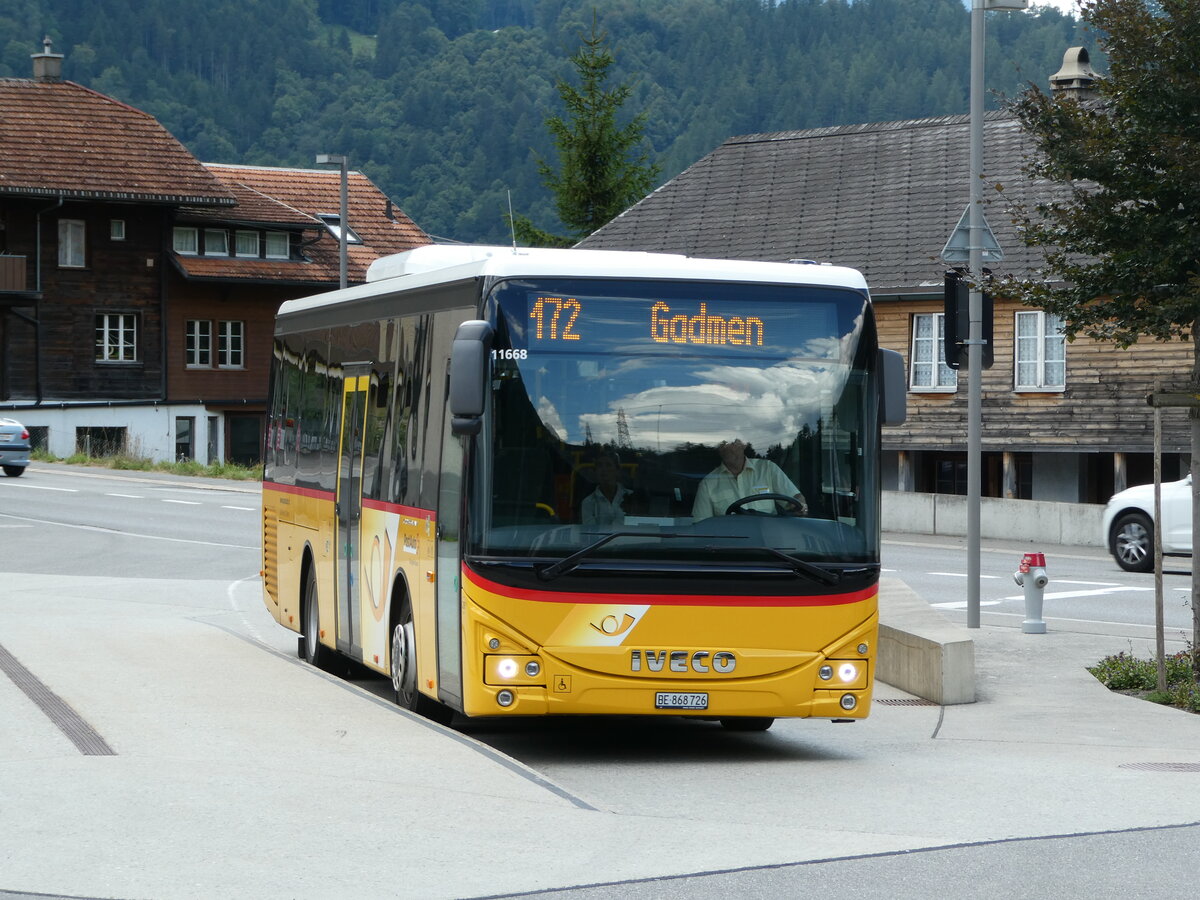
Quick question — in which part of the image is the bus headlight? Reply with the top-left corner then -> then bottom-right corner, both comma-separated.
819,660 -> 867,689
497,689 -> 515,708
484,654 -> 544,685
840,693 -> 857,711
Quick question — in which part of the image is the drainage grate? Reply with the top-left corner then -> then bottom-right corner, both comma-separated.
1119,762 -> 1200,773
0,642 -> 115,756
875,698 -> 939,707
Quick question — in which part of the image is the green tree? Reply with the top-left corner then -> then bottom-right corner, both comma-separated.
1002,0 -> 1200,674
512,16 -> 660,246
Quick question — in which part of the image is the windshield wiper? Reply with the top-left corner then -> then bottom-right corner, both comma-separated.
753,547 -> 840,586
536,531 -> 736,582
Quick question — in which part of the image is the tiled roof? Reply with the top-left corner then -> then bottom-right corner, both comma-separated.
171,164 -> 431,284
579,112 -> 1061,294
0,79 -> 234,205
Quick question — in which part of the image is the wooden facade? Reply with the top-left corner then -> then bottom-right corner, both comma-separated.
578,88 -> 1194,503
877,295 -> 1193,502
1,49 -> 430,464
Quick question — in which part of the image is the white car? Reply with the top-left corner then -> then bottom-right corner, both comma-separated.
1102,475 -> 1192,572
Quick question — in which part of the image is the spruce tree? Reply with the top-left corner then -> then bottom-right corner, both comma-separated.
512,18 -> 660,247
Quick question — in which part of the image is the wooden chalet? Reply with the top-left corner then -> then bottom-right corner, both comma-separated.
0,40 -> 430,465
579,49 -> 1190,504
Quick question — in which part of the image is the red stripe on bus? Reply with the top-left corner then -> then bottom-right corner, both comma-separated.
362,498 -> 435,518
263,482 -> 434,520
463,566 -> 875,608
263,482 -> 333,501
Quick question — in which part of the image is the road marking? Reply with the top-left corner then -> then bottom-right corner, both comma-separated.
928,572 -> 1000,579
1001,586 -> 1154,602
932,600 -> 1004,609
161,499 -> 202,505
106,493 -> 143,499
1,483 -> 76,492
1052,579 -> 1122,587
221,505 -> 256,511
0,511 -> 256,549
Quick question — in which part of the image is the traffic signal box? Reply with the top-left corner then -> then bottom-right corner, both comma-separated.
943,269 -> 994,370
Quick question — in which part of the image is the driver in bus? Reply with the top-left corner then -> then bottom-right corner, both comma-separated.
692,438 -> 808,518
581,450 -> 633,526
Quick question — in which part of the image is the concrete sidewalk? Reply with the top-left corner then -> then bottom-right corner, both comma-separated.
1,567 -> 1199,899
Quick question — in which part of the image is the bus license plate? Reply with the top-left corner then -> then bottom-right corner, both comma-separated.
655,691 -> 708,710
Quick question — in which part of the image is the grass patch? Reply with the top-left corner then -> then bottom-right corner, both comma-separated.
31,448 -> 261,482
1088,649 -> 1200,714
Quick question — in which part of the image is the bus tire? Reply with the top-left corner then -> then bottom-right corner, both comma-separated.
301,562 -> 335,672
390,596 -> 453,725
719,717 -> 774,732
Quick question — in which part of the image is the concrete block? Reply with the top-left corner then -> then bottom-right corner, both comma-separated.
877,578 -> 976,705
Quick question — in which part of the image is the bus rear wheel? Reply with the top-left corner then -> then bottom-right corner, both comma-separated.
390,600 -> 453,725
719,717 -> 774,732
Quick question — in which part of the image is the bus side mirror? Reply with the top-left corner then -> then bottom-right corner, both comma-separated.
449,319 -> 494,436
878,348 -> 907,426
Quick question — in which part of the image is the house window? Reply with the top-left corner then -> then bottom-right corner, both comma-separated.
218,320 -> 244,368
173,227 -> 198,255
186,319 -> 212,367
95,313 -> 138,363
58,219 -> 86,268
110,219 -> 126,241
1015,311 -> 1066,391
203,229 -> 229,256
909,313 -> 957,391
265,231 -> 289,259
235,230 -> 259,256
317,214 -> 362,244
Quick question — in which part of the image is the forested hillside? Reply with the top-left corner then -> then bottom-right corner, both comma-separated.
0,0 -> 1090,243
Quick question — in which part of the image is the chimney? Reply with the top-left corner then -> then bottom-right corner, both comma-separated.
31,35 -> 63,82
1050,46 -> 1098,101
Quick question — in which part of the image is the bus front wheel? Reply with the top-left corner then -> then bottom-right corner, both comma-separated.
390,599 -> 453,725
301,563 -> 335,671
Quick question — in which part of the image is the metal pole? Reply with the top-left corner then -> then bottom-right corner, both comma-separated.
1153,403 -> 1166,692
966,0 -> 985,628
338,157 -> 348,290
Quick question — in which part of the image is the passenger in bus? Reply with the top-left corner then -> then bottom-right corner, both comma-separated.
692,438 -> 808,518
581,450 -> 633,526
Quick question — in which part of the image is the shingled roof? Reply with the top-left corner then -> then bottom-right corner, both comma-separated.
169,164 -> 430,285
579,111 -> 1059,296
0,79 -> 234,206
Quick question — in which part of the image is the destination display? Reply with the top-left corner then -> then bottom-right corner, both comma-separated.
499,284 -> 849,359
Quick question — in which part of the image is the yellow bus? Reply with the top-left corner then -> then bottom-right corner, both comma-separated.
262,245 -> 905,730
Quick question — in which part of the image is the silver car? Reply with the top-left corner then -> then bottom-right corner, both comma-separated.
0,417 -> 31,477
1102,475 -> 1192,572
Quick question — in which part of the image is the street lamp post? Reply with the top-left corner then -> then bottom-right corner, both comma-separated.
963,0 -> 1028,628
315,153 -> 349,290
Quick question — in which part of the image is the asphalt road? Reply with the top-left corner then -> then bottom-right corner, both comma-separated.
1,463 -> 1198,900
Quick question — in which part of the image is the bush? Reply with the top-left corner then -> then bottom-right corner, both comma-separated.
31,448 -> 260,481
1089,649 -> 1200,714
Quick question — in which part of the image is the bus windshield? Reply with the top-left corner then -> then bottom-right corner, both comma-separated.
466,277 -> 881,572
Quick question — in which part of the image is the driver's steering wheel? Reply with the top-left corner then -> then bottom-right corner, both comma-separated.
724,492 -> 808,516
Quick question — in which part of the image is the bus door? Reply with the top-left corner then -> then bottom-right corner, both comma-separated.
335,366 -> 372,657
